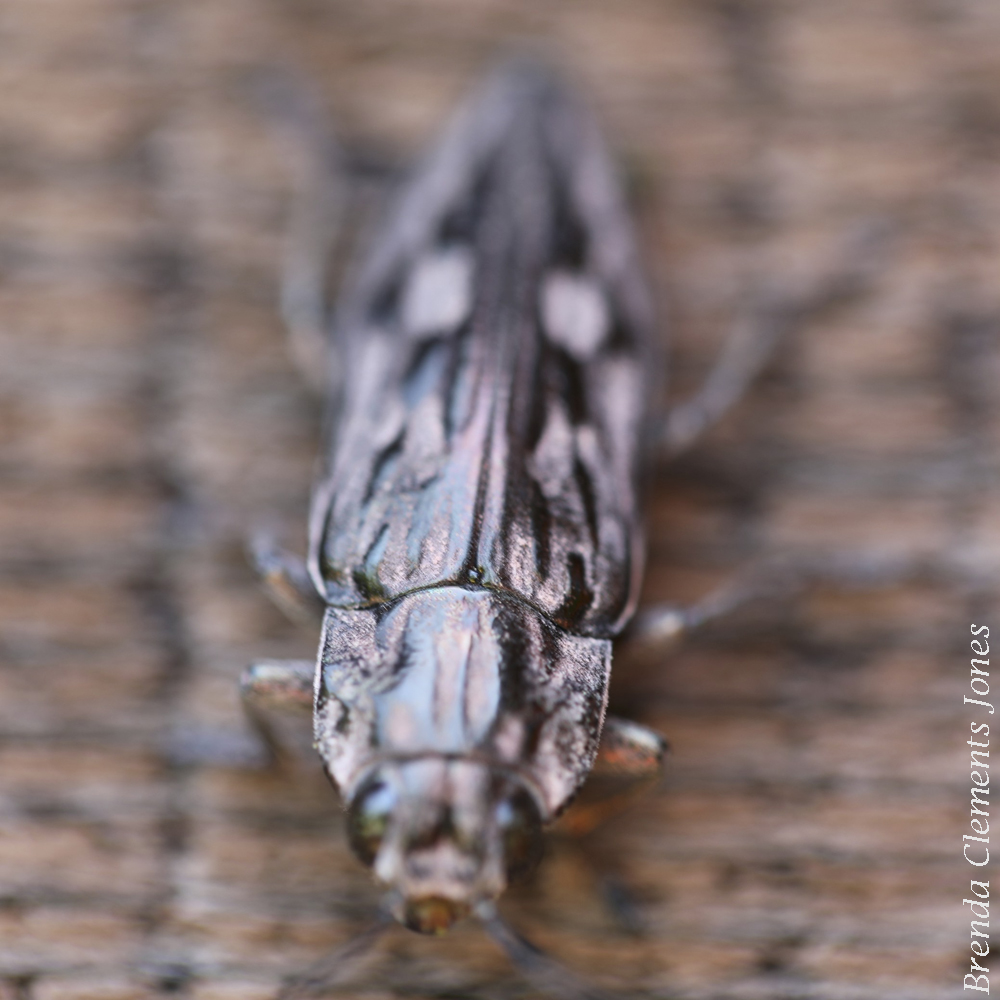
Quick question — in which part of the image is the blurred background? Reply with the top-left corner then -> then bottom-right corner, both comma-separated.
1,1 -> 998,998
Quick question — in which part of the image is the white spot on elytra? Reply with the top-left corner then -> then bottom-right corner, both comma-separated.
401,246 -> 473,338
540,271 -> 608,361
527,399 -> 574,499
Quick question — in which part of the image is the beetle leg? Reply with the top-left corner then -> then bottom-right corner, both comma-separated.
659,220 -> 891,458
164,660 -> 313,769
624,567 -> 770,651
550,718 -> 668,933
590,715 -> 668,779
252,70 -> 399,398
554,717 -> 668,840
241,659 -> 314,707
249,70 -> 345,391
249,532 -> 325,624
627,547 -> 944,655
626,550 -> 868,649
240,659 -> 315,766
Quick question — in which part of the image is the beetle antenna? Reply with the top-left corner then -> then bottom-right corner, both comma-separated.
275,909 -> 392,999
477,901 -> 615,1000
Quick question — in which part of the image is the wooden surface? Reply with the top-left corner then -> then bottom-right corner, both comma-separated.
1,1 -> 998,998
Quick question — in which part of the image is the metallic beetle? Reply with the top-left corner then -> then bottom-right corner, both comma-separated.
247,60 -> 658,940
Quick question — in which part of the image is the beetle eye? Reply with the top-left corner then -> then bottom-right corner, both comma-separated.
496,787 -> 543,880
347,778 -> 396,866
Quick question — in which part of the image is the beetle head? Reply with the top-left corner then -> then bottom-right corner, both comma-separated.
346,757 -> 542,933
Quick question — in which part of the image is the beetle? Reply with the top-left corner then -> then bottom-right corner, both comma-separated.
241,56 -> 880,993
